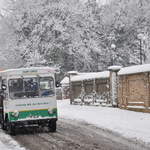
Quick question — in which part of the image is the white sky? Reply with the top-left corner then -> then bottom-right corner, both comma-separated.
0,0 -> 4,10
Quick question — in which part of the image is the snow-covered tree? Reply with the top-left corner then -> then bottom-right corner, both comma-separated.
2,0 -> 104,72
1,0 -> 150,72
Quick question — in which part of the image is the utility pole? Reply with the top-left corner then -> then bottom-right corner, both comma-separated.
139,38 -> 142,64
138,33 -> 146,65
111,43 -> 116,65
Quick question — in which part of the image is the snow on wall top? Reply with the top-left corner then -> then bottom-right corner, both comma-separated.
71,71 -> 110,82
61,76 -> 69,85
118,64 -> 150,75
67,71 -> 79,74
108,66 -> 122,71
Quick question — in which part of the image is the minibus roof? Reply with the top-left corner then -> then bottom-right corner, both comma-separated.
0,67 -> 58,77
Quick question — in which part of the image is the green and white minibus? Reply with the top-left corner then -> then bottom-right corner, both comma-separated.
0,67 -> 58,135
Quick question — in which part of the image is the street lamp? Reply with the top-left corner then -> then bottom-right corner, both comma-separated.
137,33 -> 146,64
111,43 -> 116,65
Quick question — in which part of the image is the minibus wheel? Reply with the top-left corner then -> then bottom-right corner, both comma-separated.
6,120 -> 16,135
48,120 -> 56,132
0,112 -> 6,130
1,119 -> 6,130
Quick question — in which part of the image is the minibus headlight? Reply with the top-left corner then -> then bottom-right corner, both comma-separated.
12,110 -> 19,117
52,108 -> 57,114
48,108 -> 52,114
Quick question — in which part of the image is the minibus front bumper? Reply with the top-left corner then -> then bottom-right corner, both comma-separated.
10,117 -> 57,127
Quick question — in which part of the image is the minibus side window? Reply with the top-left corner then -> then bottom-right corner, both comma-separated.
2,79 -> 7,87
39,77 -> 54,97
1,79 -> 7,100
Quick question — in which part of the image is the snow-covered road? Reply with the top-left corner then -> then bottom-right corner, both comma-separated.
57,100 -> 150,146
0,99 -> 150,150
0,129 -> 25,150
13,119 -> 149,150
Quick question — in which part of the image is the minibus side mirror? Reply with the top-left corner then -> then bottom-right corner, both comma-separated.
55,81 -> 61,88
1,84 -> 7,91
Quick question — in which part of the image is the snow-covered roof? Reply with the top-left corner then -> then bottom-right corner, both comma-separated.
71,71 -> 110,82
118,64 -> 150,75
61,76 -> 69,84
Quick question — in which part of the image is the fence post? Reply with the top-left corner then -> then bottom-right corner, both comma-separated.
108,66 -> 122,107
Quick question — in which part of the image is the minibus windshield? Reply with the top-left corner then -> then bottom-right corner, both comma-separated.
9,77 -> 54,99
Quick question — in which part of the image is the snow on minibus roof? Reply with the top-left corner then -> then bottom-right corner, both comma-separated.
0,67 -> 57,75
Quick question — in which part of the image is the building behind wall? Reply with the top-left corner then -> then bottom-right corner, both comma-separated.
118,64 -> 150,112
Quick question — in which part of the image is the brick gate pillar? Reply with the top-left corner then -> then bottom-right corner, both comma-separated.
108,66 -> 122,107
67,71 -> 78,104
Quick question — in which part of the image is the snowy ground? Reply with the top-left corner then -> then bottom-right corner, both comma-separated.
57,100 -> 150,145
0,99 -> 150,149
0,130 -> 26,150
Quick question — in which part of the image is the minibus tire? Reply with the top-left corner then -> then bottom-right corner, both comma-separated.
1,120 -> 6,130
0,114 -> 6,130
48,120 -> 56,132
8,124 -> 16,136
6,120 -> 16,136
